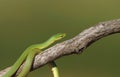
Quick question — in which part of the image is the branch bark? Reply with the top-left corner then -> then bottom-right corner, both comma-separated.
0,19 -> 120,77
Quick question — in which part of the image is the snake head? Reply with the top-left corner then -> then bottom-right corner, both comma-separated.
52,33 -> 66,41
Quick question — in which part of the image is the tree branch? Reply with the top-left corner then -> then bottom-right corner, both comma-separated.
0,19 -> 120,77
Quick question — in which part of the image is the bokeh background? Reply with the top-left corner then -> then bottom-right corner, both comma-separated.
0,0 -> 120,77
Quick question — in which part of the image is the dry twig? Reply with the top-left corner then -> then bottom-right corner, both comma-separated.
0,19 -> 120,77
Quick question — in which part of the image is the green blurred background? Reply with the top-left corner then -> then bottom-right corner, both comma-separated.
0,0 -> 120,77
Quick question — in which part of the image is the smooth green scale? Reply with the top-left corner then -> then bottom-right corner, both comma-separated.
2,33 -> 66,77
2,46 -> 34,77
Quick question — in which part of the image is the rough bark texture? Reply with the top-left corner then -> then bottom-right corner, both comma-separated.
0,19 -> 120,77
